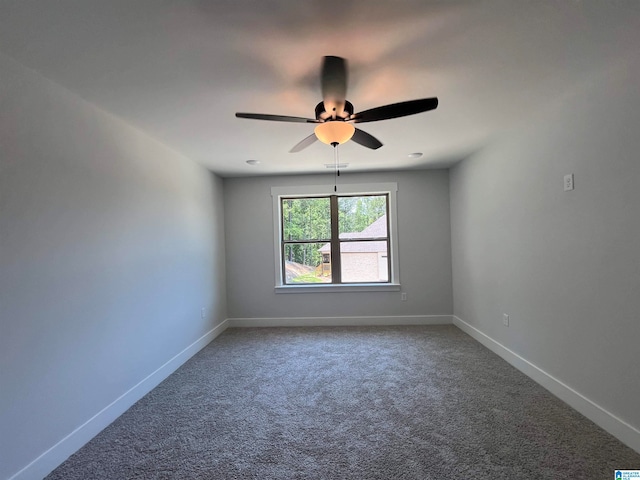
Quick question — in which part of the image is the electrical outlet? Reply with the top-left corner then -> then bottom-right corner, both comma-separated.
564,174 -> 574,191
201,307 -> 206,319
503,314 -> 509,326
401,292 -> 407,301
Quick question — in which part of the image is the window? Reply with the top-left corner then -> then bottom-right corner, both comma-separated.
271,183 -> 400,292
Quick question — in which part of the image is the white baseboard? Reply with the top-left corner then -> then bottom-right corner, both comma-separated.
10,319 -> 229,480
228,315 -> 452,328
452,315 -> 640,454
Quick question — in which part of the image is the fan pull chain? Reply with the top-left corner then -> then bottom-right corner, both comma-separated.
333,143 -> 340,192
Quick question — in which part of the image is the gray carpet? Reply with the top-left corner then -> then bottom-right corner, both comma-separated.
46,325 -> 640,479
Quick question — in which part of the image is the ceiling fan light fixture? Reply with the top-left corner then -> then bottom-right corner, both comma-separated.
314,121 -> 355,146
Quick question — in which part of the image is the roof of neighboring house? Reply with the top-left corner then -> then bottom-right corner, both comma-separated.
319,215 -> 388,253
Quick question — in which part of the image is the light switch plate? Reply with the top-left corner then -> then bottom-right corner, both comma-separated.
564,174 -> 574,191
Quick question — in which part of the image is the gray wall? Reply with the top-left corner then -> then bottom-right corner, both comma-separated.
450,57 -> 640,434
224,170 -> 452,319
0,54 -> 227,479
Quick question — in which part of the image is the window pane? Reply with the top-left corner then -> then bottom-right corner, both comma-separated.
282,197 -> 331,241
284,242 -> 332,284
340,240 -> 389,282
338,195 -> 387,237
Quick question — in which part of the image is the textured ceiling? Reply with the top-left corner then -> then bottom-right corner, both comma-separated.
1,1 -> 638,177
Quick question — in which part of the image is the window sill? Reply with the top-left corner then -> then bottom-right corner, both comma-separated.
275,283 -> 401,294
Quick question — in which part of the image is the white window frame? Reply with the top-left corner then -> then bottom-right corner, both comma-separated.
271,183 -> 400,293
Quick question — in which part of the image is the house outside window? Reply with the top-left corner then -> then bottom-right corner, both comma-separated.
271,183 -> 400,293
317,213 -> 390,283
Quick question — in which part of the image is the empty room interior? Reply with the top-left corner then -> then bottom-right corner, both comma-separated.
1,1 -> 639,479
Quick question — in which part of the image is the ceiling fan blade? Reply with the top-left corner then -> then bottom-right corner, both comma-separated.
351,128 -> 383,150
321,56 -> 347,119
351,97 -> 438,123
289,133 -> 318,153
236,113 -> 318,123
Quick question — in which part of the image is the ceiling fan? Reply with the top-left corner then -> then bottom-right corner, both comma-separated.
235,56 -> 438,152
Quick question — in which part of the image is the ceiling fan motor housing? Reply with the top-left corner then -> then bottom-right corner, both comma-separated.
315,101 -> 354,122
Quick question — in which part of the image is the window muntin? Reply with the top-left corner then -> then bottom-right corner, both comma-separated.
280,194 -> 390,285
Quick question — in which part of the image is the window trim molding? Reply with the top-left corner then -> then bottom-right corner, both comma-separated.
271,183 -> 400,291
275,283 -> 402,294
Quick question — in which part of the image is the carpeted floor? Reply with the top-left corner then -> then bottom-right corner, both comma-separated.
46,325 -> 640,479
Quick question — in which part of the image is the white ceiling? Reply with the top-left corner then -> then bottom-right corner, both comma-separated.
1,1 -> 638,177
